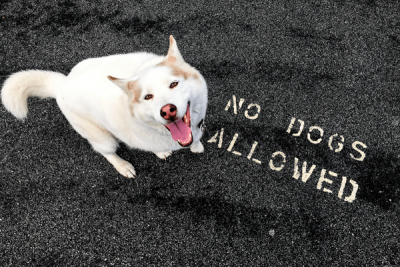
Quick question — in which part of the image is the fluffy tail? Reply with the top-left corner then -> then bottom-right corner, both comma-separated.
1,70 -> 66,119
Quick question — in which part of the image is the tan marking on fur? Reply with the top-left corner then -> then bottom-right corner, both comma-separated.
171,65 -> 189,80
133,90 -> 141,104
157,36 -> 201,82
157,60 -> 200,82
127,80 -> 137,91
128,80 -> 141,103
157,60 -> 169,68
98,125 -> 110,135
129,108 -> 135,118
167,55 -> 177,65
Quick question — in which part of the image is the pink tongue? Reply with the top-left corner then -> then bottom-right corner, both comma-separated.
168,120 -> 191,142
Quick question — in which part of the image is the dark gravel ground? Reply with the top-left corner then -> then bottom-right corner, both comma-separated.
1,0 -> 400,266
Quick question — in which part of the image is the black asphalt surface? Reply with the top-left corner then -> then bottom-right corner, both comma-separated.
1,0 -> 400,266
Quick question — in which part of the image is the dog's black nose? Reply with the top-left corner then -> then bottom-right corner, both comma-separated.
160,104 -> 177,121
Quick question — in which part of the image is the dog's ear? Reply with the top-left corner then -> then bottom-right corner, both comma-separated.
165,35 -> 184,65
107,76 -> 129,93
108,76 -> 141,103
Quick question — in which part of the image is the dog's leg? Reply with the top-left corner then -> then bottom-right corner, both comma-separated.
104,154 -> 136,178
190,141 -> 204,153
155,151 -> 173,160
60,110 -> 136,178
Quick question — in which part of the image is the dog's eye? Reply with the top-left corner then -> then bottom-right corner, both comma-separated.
169,81 -> 178,89
144,94 -> 153,100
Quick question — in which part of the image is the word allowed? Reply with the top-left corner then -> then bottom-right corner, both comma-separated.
207,129 -> 358,203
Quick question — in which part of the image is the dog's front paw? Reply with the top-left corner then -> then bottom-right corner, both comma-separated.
115,160 -> 136,178
155,151 -> 173,160
104,154 -> 136,178
190,141 -> 204,153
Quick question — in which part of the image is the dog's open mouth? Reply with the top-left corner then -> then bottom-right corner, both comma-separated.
164,104 -> 193,147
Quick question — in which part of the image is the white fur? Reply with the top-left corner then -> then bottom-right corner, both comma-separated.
1,70 -> 66,119
1,36 -> 208,177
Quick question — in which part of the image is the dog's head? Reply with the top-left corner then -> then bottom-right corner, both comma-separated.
108,36 -> 203,147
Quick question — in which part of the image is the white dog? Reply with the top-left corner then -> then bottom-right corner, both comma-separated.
1,36 -> 208,178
